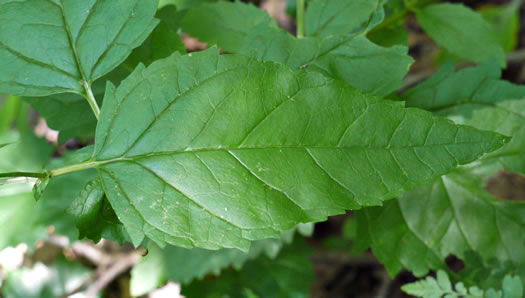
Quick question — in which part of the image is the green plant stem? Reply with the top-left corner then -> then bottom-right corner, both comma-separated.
49,160 -> 101,177
0,172 -> 47,179
296,0 -> 305,38
48,157 -> 132,178
82,80 -> 100,120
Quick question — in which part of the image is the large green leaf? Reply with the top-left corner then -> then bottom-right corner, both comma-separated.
355,171 -> 525,278
404,62 -> 525,175
305,0 -> 380,37
181,238 -> 315,298
22,5 -> 186,145
73,48 -> 507,250
180,1 -> 412,96
0,0 -> 158,97
416,3 -> 505,66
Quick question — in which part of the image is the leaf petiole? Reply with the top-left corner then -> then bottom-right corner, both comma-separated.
82,80 -> 100,120
48,157 -> 131,178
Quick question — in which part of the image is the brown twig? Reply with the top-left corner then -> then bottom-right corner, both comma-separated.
46,235 -> 144,297
85,250 -> 142,298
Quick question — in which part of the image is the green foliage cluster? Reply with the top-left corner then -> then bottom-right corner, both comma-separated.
0,0 -> 523,297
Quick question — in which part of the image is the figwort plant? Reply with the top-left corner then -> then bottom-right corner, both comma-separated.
0,0 -> 523,296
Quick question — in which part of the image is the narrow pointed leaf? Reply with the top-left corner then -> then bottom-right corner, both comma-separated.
0,0 -> 158,97
84,48 -> 507,250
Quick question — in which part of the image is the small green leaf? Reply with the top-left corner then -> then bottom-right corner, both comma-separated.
0,0 -> 159,97
86,48 -> 506,250
416,3 -> 505,66
401,275 -> 444,297
502,275 -> 523,298
437,270 -> 452,292
65,154 -> 128,244
67,178 -> 105,237
469,286 -> 484,296
486,289 -> 503,298
455,282 -> 467,295
32,176 -> 49,202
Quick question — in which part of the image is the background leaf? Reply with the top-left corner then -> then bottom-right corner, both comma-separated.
0,0 -> 159,97
130,224 -> 312,296
416,3 -> 506,66
305,0 -> 380,37
181,238 -> 315,298
356,171 -> 525,278
180,1 -> 412,96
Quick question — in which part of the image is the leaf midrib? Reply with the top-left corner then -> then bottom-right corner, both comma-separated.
53,0 -> 89,88
93,141 -> 498,166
